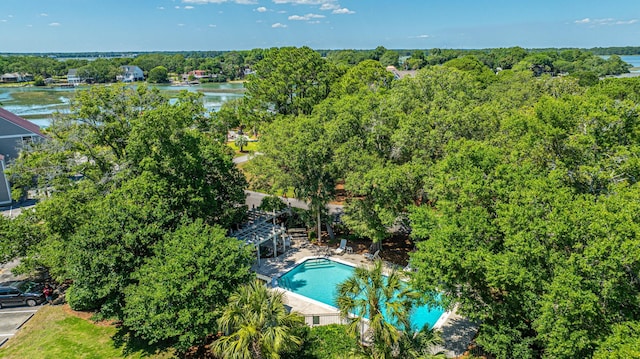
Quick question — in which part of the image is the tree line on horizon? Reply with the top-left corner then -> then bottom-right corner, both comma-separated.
0,45 -> 635,86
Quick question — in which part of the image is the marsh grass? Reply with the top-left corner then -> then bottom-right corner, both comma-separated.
4,90 -> 73,107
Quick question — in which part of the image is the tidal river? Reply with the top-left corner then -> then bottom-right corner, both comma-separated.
0,82 -> 245,128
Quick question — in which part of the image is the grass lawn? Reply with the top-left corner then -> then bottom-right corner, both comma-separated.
227,141 -> 259,157
0,305 -> 174,359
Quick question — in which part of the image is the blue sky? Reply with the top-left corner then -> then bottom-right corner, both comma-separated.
0,0 -> 639,52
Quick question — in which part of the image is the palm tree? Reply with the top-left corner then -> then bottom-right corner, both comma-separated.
398,325 -> 446,359
212,280 -> 305,359
235,134 -> 249,153
336,259 -> 419,359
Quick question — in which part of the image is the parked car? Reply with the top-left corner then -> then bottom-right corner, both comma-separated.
0,281 -> 45,308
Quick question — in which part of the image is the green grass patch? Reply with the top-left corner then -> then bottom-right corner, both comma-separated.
227,141 -> 259,157
287,324 -> 368,359
0,306 -> 173,359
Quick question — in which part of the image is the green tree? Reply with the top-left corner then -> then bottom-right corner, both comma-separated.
594,321 -> 640,359
235,134 -> 249,153
244,46 -> 337,117
397,326 -> 445,359
250,116 -> 335,242
213,281 -> 305,359
0,212 -> 41,264
380,50 -> 400,67
9,81 -> 248,329
332,59 -> 394,97
147,66 -> 169,83
123,220 -> 254,352
33,75 -> 46,86
336,260 -> 418,359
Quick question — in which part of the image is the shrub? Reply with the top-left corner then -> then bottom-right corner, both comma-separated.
259,195 -> 287,212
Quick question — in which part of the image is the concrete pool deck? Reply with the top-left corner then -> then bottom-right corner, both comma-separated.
252,239 -> 478,358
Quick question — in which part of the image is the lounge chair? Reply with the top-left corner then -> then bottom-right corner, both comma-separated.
364,250 -> 380,261
334,239 -> 347,255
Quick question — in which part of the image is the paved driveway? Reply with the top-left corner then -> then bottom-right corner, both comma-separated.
0,306 -> 39,346
0,259 -> 44,348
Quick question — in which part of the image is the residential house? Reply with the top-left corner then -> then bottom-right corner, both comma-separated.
67,69 -> 82,85
117,65 -> 144,82
0,108 -> 46,205
0,73 -> 34,83
182,70 -> 212,82
385,66 -> 417,80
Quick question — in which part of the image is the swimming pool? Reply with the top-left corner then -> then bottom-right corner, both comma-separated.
277,258 -> 446,329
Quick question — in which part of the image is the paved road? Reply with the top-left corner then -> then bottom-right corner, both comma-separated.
245,190 -> 343,215
0,199 -> 37,219
237,152 -> 343,215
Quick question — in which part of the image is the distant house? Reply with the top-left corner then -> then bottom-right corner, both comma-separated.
182,70 -> 211,82
385,66 -> 417,80
117,65 -> 144,82
0,108 -> 46,205
0,73 -> 34,83
67,69 -> 82,85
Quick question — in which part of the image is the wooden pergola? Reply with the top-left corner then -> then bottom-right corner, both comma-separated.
231,208 -> 291,265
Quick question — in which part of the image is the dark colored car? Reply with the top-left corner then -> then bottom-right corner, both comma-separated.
0,281 -> 45,309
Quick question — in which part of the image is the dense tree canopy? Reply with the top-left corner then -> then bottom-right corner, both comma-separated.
5,83 -> 251,351
3,46 -> 640,357
241,47 -> 640,358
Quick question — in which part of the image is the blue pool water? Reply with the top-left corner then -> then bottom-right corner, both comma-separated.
278,258 -> 445,329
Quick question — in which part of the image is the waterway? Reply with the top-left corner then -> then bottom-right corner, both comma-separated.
622,56 -> 640,72
0,82 -> 245,128
602,55 -> 640,72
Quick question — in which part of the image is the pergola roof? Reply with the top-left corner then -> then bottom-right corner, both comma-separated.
231,208 -> 290,247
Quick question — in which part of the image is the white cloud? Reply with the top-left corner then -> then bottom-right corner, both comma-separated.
49,22 -> 60,26
273,0 -> 348,12
288,13 -> 325,21
175,6 -> 181,9
157,6 -> 165,10
27,24 -> 33,27
178,23 -> 185,26
332,8 -> 354,14
575,17 -> 638,26
0,20 -> 7,23
208,24 -> 217,27
256,6 -> 267,12
414,34 -> 430,38
184,5 -> 194,9
8,15 -> 13,18
40,13 -> 48,17
272,22 -> 287,28
616,19 -> 638,25
320,3 -> 339,10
